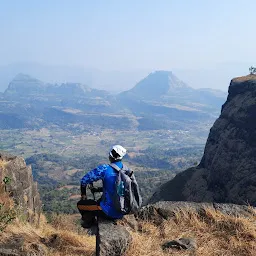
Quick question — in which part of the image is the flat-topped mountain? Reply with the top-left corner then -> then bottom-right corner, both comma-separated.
149,74 -> 256,206
4,73 -> 108,98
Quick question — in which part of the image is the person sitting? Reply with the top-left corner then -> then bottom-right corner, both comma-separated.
79,145 -> 128,226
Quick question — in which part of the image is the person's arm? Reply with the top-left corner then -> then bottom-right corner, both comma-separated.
80,164 -> 107,199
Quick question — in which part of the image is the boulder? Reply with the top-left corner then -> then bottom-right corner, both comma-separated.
96,219 -> 131,256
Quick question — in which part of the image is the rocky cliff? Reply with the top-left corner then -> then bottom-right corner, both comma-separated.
149,74 -> 256,206
0,151 -> 41,224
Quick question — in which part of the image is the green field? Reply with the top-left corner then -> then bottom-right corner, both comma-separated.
0,122 -> 211,213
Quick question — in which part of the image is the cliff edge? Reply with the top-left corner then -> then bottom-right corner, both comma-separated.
149,74 -> 256,205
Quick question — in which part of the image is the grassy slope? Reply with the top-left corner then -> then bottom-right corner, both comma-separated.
1,206 -> 255,256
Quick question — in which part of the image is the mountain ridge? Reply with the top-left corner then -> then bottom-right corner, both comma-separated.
4,71 -> 227,95
4,73 -> 109,98
1,72 -> 226,130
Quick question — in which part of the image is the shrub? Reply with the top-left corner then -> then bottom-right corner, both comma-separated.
0,202 -> 16,231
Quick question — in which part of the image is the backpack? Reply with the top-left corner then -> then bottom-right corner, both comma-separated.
109,163 -> 142,215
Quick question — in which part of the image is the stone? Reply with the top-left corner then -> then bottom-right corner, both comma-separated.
29,244 -> 46,256
96,219 -> 131,256
0,248 -> 19,256
4,235 -> 25,249
162,237 -> 197,251
41,234 -> 61,248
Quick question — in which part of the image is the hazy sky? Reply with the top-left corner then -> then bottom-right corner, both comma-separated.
1,0 -> 256,71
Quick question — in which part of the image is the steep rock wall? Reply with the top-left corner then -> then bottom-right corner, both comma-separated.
149,75 -> 256,206
0,151 -> 41,224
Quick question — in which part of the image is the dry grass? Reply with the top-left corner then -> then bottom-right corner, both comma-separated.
0,187 -> 16,231
126,208 -> 256,256
0,192 -> 13,207
232,74 -> 256,82
0,159 -> 8,169
0,205 -> 255,255
0,214 -> 96,256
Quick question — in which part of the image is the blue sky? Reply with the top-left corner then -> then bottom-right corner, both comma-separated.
0,0 -> 255,92
1,0 -> 255,70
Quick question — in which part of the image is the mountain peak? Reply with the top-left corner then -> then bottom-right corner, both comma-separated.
127,70 -> 190,99
5,73 -> 45,95
11,73 -> 45,86
10,73 -> 44,85
151,70 -> 172,76
12,73 -> 37,81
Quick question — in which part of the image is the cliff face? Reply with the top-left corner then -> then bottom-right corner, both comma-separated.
0,151 -> 41,224
149,75 -> 256,206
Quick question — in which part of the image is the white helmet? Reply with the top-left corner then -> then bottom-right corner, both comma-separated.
109,145 -> 127,160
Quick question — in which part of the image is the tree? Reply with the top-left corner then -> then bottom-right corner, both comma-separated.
249,66 -> 256,75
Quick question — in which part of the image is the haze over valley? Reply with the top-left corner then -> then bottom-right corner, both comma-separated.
0,70 -> 227,210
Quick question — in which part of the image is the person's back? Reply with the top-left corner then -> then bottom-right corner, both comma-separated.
99,161 -> 123,218
80,145 -> 128,220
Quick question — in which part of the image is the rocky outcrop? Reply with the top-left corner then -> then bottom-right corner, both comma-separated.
149,75 -> 256,206
0,151 -> 41,224
139,201 -> 256,225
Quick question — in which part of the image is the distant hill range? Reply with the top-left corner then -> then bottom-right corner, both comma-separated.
4,73 -> 108,97
0,71 -> 227,130
149,74 -> 256,206
120,70 -> 226,113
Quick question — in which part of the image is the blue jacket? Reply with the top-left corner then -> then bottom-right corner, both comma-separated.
80,161 -> 123,219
